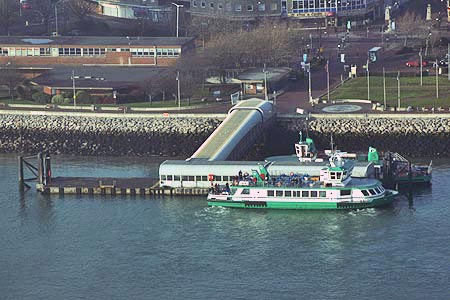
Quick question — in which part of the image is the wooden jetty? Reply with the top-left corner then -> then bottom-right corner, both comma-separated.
18,153 -> 209,196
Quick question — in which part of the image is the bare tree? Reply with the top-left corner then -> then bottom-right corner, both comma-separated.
0,0 -> 18,36
396,10 -> 426,47
67,0 -> 97,21
177,20 -> 306,83
33,0 -> 54,33
0,66 -> 25,99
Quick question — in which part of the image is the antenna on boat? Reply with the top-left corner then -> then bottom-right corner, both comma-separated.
330,134 -> 334,152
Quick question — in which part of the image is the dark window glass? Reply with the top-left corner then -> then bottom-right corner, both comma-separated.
311,191 -> 318,197
267,190 -> 274,196
276,190 -> 283,197
340,189 -> 351,196
302,191 -> 309,197
285,190 -> 292,197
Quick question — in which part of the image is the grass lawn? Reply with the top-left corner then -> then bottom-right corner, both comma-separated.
325,75 -> 450,108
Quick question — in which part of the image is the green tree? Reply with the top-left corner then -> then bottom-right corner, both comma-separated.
0,66 -> 24,99
32,91 -> 51,104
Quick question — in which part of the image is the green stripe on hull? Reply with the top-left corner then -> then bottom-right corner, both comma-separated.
208,193 -> 396,210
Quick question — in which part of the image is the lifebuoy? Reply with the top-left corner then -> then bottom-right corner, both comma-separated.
208,174 -> 214,181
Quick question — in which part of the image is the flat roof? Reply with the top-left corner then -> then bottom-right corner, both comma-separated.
0,36 -> 195,47
30,65 -> 168,89
235,67 -> 291,82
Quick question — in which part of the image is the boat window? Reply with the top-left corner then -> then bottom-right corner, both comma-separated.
302,191 -> 309,197
368,189 -> 376,195
223,176 -> 229,181
231,188 -> 237,195
311,191 -> 318,197
375,187 -> 382,193
196,176 -> 201,181
188,176 -> 194,181
330,172 -> 336,180
340,189 -> 351,196
161,175 -> 166,180
174,175 -> 180,181
267,190 -> 274,197
293,191 -> 298,197
336,172 -> 342,179
361,190 -> 369,196
202,176 -> 207,181
167,175 -> 173,180
319,191 -> 326,197
215,176 -> 222,181
276,190 -> 283,197
242,188 -> 250,195
285,190 -> 292,197
182,176 -> 188,181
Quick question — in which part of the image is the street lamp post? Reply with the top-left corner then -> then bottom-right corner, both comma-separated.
263,64 -> 268,101
54,0 -> 63,35
176,71 -> 181,109
171,2 -> 184,38
71,69 -> 77,107
383,67 -> 386,109
397,71 -> 401,110
419,49 -> 423,86
366,60 -> 370,101
307,63 -> 312,103
436,59 -> 439,99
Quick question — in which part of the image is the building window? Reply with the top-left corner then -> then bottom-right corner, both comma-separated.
201,1 -> 206,7
0,47 -> 8,56
193,0 -> 197,6
247,4 -> 253,10
226,2 -> 232,10
257,2 -> 265,10
270,2 -> 277,10
235,3 -> 241,11
218,2 -> 223,8
210,2 -> 214,8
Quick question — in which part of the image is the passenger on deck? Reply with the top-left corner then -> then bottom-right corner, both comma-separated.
225,183 -> 230,193
238,170 -> 243,180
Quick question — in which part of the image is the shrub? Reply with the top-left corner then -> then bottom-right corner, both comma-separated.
51,94 -> 65,104
75,91 -> 92,104
63,98 -> 71,104
32,91 -> 51,104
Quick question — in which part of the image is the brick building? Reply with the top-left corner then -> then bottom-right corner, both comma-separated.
0,36 -> 195,67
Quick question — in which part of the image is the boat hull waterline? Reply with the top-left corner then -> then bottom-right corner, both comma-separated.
208,191 -> 398,210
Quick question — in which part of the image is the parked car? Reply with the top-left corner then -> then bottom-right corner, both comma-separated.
405,60 -> 427,67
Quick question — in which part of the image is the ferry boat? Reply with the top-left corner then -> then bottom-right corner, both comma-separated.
207,153 -> 398,210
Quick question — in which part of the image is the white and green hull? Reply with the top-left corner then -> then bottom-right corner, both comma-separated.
207,178 -> 398,210
208,191 -> 397,210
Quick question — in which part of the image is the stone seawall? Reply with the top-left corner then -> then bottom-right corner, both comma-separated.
2,113 -> 450,158
276,117 -> 450,157
0,114 -> 222,157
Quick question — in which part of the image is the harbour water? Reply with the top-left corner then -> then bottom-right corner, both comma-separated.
0,153 -> 449,300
